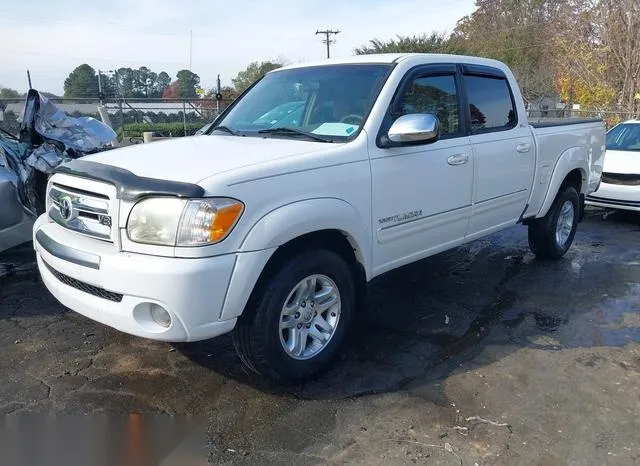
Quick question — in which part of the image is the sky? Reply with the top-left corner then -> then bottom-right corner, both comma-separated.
0,0 -> 476,95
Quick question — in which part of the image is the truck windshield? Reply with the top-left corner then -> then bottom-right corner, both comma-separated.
211,64 -> 393,142
606,123 -> 640,151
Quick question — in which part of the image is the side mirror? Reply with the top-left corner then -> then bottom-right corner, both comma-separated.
387,113 -> 440,145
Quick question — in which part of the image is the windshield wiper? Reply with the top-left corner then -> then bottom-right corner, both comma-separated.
210,125 -> 237,135
258,127 -> 333,143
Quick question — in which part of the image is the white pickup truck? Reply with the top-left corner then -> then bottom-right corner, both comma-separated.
33,54 -> 605,382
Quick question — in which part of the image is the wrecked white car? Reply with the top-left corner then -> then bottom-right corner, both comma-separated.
0,90 -> 116,252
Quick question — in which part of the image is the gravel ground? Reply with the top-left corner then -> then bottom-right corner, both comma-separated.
1,208 -> 639,465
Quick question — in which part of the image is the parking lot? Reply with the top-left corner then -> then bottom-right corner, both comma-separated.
1,208 -> 639,465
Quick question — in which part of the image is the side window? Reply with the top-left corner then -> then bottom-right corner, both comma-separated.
395,75 -> 460,136
464,75 -> 516,132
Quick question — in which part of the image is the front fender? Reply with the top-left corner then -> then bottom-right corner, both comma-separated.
536,147 -> 588,218
239,198 -> 372,273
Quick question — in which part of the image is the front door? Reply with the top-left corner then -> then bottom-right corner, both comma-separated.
369,67 -> 473,276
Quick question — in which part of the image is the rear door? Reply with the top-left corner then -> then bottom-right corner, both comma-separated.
462,65 -> 535,239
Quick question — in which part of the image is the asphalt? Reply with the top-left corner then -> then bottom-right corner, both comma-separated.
1,208 -> 639,465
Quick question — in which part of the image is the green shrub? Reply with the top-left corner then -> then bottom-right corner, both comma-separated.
119,122 -> 205,138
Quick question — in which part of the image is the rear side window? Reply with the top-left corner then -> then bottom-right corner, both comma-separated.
464,75 -> 516,132
395,75 -> 460,136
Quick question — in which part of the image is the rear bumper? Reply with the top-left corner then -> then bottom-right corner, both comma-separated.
586,182 -> 640,212
34,215 -> 239,342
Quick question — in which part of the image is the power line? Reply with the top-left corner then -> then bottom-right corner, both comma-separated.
316,29 -> 341,58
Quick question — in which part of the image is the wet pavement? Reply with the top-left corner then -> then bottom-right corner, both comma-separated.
1,208 -> 639,465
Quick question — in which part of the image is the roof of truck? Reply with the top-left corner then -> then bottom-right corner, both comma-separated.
277,53 -> 507,71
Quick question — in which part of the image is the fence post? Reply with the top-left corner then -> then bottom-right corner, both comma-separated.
182,101 -> 187,137
118,99 -> 125,142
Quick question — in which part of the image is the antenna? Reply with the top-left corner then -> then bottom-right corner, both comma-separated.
189,30 -> 193,70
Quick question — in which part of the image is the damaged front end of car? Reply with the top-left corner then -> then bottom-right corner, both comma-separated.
0,90 -> 116,252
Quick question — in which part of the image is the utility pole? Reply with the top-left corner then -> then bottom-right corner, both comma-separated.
189,30 -> 193,70
316,29 -> 340,58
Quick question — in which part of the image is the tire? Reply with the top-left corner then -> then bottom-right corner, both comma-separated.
232,249 -> 356,383
528,186 -> 579,260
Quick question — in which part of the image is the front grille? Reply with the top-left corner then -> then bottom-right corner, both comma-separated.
48,183 -> 113,241
44,261 -> 123,303
601,172 -> 640,186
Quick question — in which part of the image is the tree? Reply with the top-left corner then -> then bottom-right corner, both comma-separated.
137,66 -> 157,97
601,0 -> 640,116
551,0 -> 615,113
162,81 -> 180,99
64,64 -> 99,98
205,86 -> 238,101
110,67 -> 172,98
451,0 -> 564,104
114,67 -> 136,97
201,86 -> 238,117
0,87 -> 20,98
232,61 -> 283,93
155,72 -> 171,98
175,70 -> 200,98
355,32 -> 460,54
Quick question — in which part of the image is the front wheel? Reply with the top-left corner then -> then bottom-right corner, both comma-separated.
232,249 -> 356,383
528,186 -> 579,260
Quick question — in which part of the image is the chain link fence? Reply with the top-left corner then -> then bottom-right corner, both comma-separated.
2,96 -> 634,142
527,108 -> 635,129
0,97 -> 234,144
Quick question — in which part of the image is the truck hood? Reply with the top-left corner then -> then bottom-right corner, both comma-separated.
84,135 -> 332,184
603,149 -> 640,174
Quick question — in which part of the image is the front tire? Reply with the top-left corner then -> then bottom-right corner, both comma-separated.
528,186 -> 579,260
232,249 -> 356,383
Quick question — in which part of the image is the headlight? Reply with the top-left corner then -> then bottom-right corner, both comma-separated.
127,197 -> 244,246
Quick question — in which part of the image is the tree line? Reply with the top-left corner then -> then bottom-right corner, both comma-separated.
1,59 -> 286,101
3,0 -> 637,118
356,0 -> 640,118
61,64 -> 199,99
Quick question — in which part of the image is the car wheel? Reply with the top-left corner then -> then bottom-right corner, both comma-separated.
232,249 -> 355,383
528,186 -> 579,260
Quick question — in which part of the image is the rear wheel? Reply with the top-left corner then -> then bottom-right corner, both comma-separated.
232,249 -> 356,383
528,186 -> 579,260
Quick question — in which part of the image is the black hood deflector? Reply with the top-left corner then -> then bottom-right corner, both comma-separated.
54,159 -> 205,202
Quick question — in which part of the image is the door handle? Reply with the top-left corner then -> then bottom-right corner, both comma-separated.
516,143 -> 531,153
447,154 -> 469,166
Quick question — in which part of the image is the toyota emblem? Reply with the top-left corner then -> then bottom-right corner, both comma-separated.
59,197 -> 74,221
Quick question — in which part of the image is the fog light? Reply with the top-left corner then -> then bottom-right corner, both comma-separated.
150,304 -> 171,328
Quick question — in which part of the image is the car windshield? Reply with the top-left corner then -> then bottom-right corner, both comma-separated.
211,64 -> 393,142
606,123 -> 640,151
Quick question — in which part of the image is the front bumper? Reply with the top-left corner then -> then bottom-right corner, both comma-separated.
586,182 -> 640,212
33,215 -> 238,342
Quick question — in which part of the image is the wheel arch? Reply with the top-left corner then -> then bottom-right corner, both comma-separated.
239,198 -> 371,274
219,199 -> 371,321
536,147 -> 589,218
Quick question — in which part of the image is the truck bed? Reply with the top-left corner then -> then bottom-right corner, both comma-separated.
524,119 -> 606,219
